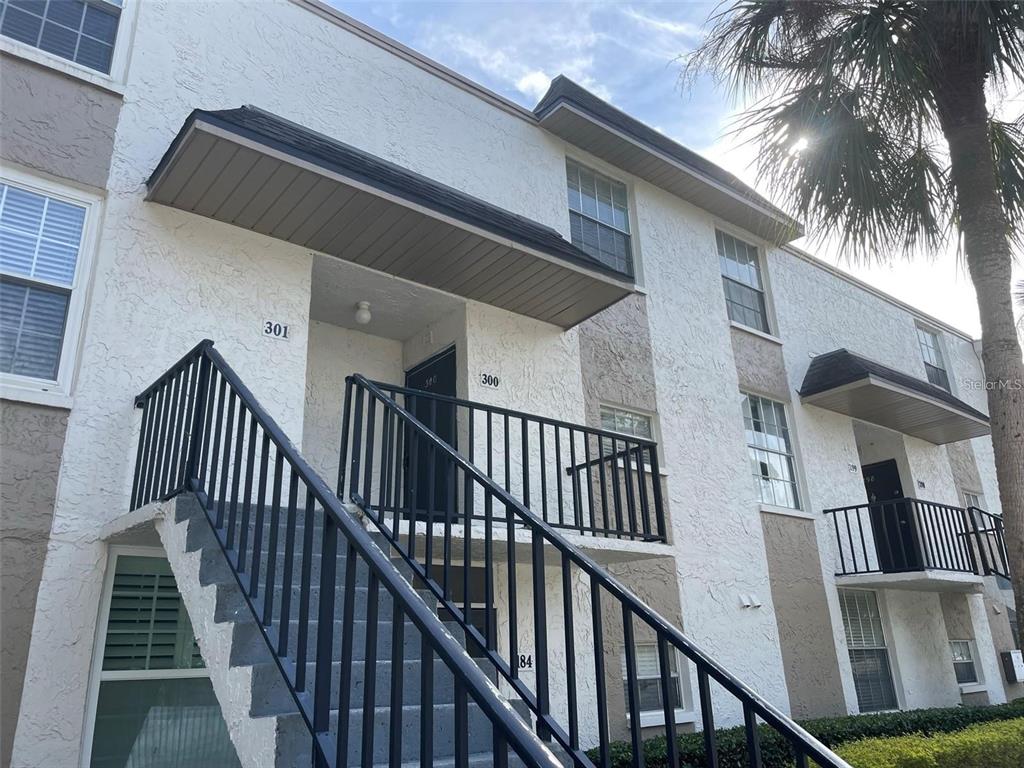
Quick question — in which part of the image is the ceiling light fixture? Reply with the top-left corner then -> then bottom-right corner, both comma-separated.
354,301 -> 372,325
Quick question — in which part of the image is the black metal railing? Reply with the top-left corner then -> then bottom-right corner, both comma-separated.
367,382 -> 667,542
340,374 -> 849,768
131,341 -> 561,768
824,498 -> 1010,579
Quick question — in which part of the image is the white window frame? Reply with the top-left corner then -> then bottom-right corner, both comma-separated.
716,224 -> 776,337
915,323 -> 952,392
838,588 -> 902,713
80,546 -> 211,767
962,489 -> 986,511
565,156 -> 635,277
741,391 -> 804,512
598,402 -> 660,473
621,642 -> 695,728
0,165 -> 101,408
949,639 -> 983,689
0,0 -> 137,93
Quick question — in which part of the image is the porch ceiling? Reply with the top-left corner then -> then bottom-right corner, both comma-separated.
147,106 -> 635,328
799,349 -> 990,445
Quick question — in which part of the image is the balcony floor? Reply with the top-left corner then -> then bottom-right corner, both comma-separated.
835,569 -> 984,593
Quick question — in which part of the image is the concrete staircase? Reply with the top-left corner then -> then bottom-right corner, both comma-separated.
158,494 -> 538,768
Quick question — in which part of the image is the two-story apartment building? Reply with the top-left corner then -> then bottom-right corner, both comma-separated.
1,2 -> 1018,767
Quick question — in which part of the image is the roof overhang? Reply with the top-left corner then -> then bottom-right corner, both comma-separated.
799,350 -> 990,445
534,79 -> 803,244
147,107 -> 635,328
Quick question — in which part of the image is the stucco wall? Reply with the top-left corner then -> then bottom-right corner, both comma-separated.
0,401 -> 68,768
760,513 -> 846,718
730,328 -> 789,402
303,320 -> 404,484
882,590 -> 960,710
0,53 -> 120,190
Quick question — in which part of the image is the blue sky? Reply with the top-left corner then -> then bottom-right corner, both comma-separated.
334,1 -> 1022,338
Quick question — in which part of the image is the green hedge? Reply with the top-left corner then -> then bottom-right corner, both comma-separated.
836,717 -> 1024,768
589,699 -> 1024,768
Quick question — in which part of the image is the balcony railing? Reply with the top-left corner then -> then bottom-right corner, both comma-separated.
823,498 -> 1009,580
362,383 -> 667,542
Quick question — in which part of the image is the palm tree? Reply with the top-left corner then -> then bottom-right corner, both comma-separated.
688,2 -> 1024,639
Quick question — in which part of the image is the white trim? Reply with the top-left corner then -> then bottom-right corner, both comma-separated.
635,708 -> 697,728
959,682 -> 987,694
0,0 -> 138,94
759,503 -> 816,520
80,546 -> 211,768
0,165 -> 103,402
730,321 -> 783,346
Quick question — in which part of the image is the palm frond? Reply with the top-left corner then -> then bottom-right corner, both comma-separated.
991,117 -> 1024,243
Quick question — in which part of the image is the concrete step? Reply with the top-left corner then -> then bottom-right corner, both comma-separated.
250,656 -> 493,716
274,701 -> 503,766
230,616 -> 466,666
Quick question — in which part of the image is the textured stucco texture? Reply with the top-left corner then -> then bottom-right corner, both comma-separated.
0,400 -> 68,768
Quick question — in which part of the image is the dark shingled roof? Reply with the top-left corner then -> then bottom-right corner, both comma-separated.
533,76 -> 793,223
799,349 -> 989,422
149,105 -> 631,281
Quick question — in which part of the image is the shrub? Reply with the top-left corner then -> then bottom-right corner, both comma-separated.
835,717 -> 1024,768
588,699 -> 1024,768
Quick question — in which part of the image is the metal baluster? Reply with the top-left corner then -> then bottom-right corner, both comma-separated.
561,553 -> 578,750
455,679 -> 469,768
205,377 -> 226,514
388,600 -> 404,768
539,422 -> 548,523
337,378 -> 353,498
239,432 -> 267,576
150,382 -> 171,503
842,511 -> 855,574
407,427 -> 419,561
158,370 -> 182,497
649,446 -> 666,542
506,499 -> 518,677
312,516 -> 338,740
231,412 -> 256,549
698,669 -> 719,767
295,487 -> 315,693
554,425 -> 564,527
522,416 -> 531,509
609,436 -> 625,537
227,404 -> 248,548
360,570 -> 380,768
635,444 -> 651,540
420,635 -> 433,768
485,491 -> 496,651
532,533 -> 550,740
596,435 -> 610,534
743,702 -> 763,767
336,542 -> 358,767
262,450 -> 286,626
362,396 -> 377,506
621,608 -> 644,767
215,391 -> 237,530
583,431 -> 596,534
174,359 -> 200,489
278,467 -> 299,657
657,635 -> 679,768
569,429 -> 581,530
503,412 -> 511,492
378,407 -> 393,529
855,509 -> 869,573
196,363 -> 217,490
591,578 -> 610,768
244,435 -> 268,581
349,385 -> 365,500
131,395 -> 154,509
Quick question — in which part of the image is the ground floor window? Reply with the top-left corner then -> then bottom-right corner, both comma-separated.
838,589 -> 898,712
86,550 -> 240,768
949,640 -> 978,684
621,643 -> 683,719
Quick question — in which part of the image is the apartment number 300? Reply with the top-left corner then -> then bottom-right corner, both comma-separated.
480,372 -> 500,388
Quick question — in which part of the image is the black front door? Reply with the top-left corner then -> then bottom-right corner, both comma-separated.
405,347 -> 457,517
862,459 -> 922,572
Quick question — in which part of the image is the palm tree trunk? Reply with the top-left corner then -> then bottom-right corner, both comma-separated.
935,47 -> 1024,646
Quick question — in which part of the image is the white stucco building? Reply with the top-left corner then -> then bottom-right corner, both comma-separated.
1,2 -> 1019,767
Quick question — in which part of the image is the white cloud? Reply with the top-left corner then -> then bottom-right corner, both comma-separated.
516,70 -> 552,101
621,8 -> 703,39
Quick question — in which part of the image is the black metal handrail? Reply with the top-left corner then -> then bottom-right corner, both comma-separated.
130,341 -> 561,768
341,374 -> 849,768
823,498 -> 1009,579
368,381 -> 667,542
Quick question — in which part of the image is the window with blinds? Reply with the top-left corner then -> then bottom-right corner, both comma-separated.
0,180 -> 86,382
565,159 -> 633,276
916,326 -> 951,391
742,393 -> 801,510
950,641 -> 978,684
839,589 -> 898,712
101,556 -> 204,671
0,0 -> 122,74
621,643 -> 683,713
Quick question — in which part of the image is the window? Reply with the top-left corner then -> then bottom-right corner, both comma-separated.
742,393 -> 801,509
600,405 -> 653,441
718,229 -> 769,333
0,0 -> 121,74
839,589 -> 898,712
566,159 -> 632,276
949,641 -> 978,685
86,551 -> 241,767
963,490 -> 985,511
916,327 -> 950,391
622,644 -> 683,715
0,175 -> 95,398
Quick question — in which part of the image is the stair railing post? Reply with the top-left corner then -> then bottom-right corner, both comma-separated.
184,352 -> 212,492
966,506 -> 991,576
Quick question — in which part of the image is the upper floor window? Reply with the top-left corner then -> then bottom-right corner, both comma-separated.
566,159 -> 632,276
718,229 -> 770,334
742,392 -> 800,509
916,326 -> 950,391
0,0 -> 121,74
963,490 -> 985,511
0,174 -> 96,400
